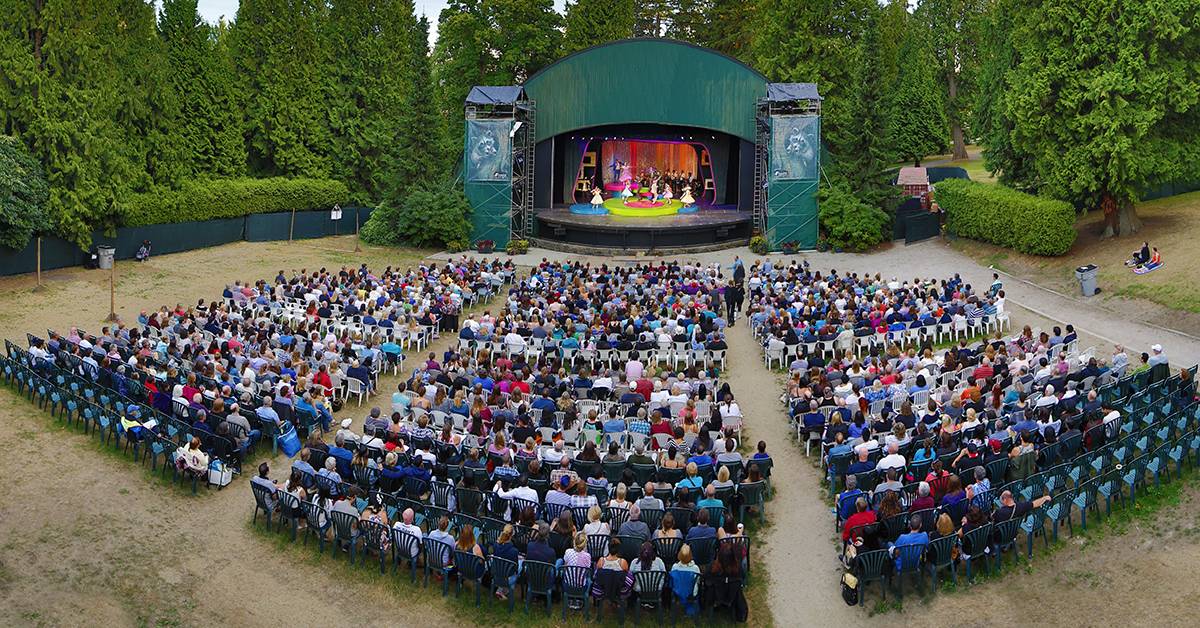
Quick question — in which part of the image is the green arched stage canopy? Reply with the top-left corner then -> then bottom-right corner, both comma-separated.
523,39 -> 768,143
463,38 -> 819,251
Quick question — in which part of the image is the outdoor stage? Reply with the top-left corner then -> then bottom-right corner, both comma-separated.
535,207 -> 752,251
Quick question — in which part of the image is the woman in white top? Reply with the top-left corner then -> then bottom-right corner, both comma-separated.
583,505 -> 610,538
718,393 -> 741,419
608,482 -> 630,511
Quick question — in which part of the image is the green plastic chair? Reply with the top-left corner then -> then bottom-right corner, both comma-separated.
961,523 -> 992,583
854,548 -> 890,606
926,535 -> 958,589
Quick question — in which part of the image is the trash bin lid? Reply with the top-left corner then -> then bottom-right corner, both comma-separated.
1076,264 -> 1096,272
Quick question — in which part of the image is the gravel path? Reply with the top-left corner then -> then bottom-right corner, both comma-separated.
723,315 -> 866,625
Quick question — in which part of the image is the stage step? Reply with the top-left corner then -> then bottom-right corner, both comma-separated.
528,237 -> 748,257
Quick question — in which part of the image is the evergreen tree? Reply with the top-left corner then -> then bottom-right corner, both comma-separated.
922,0 -> 985,160
232,0 -> 333,179
13,0 -> 177,245
0,134 -> 50,249
562,0 -> 635,55
432,0 -> 491,166
876,0 -> 908,100
829,12 -> 896,210
634,0 -> 674,37
401,16 -> 447,184
159,0 -> 245,178
693,0 -> 755,62
886,18 -> 947,165
750,0 -> 877,158
972,0 -> 1033,188
486,0 -> 562,83
326,0 -> 422,205
670,0 -> 713,43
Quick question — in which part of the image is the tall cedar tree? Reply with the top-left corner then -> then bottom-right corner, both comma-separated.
1002,0 -> 1200,237
922,0 -> 985,160
432,0 -> 492,167
159,0 -> 245,178
829,12 -> 897,210
232,0 -> 333,178
487,0 -> 562,84
972,0 -> 1033,188
751,0 -> 876,160
886,12 -> 948,166
327,0 -> 420,205
563,0 -> 635,55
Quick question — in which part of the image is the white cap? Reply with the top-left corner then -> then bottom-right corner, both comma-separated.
340,418 -> 352,429
1151,344 -> 1163,352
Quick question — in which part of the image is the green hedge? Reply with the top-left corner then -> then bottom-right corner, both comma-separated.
121,177 -> 348,227
940,179 -> 1077,256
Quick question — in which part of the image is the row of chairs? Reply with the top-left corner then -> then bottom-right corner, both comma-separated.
2,343 -> 238,494
849,391 -> 1200,606
252,484 -> 749,622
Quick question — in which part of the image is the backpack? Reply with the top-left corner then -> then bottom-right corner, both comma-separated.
841,571 -> 859,606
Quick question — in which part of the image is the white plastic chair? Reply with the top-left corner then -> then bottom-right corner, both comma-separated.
345,377 -> 367,406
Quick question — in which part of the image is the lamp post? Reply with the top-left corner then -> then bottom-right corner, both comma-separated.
106,257 -> 118,322
354,207 -> 361,253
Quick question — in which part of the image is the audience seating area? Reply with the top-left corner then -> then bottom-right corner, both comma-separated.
3,258 -> 765,621
739,260 -> 1198,603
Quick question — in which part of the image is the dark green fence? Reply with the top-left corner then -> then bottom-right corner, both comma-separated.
0,207 -> 373,277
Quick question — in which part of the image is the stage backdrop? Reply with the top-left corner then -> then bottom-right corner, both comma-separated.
767,115 -> 820,249
464,119 -> 514,245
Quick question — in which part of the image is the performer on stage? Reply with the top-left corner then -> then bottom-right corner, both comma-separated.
649,178 -> 659,201
620,181 -> 634,203
680,184 -> 695,208
663,184 -> 674,202
591,187 -> 604,208
619,161 -> 633,186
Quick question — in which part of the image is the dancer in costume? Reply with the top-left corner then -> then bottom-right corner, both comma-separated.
680,184 -> 695,208
590,187 -> 604,208
620,182 -> 634,203
650,178 -> 659,202
663,184 -> 674,202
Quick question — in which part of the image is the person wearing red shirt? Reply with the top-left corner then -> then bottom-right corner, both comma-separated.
842,497 -> 877,542
313,365 -> 333,393
634,376 -> 654,401
973,358 -> 994,381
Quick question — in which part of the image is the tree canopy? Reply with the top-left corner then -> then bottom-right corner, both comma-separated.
2,0 -> 1197,250
983,0 -> 1200,236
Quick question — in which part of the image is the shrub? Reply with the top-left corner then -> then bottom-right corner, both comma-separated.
121,177 -> 347,227
938,179 -> 1076,256
0,136 -> 50,250
818,182 -> 889,252
361,181 -> 471,249
748,235 -> 768,255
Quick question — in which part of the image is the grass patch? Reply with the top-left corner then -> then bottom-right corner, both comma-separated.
1110,283 -> 1200,315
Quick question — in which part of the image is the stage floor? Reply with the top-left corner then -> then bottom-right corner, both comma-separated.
538,207 -> 750,231
536,207 -> 752,251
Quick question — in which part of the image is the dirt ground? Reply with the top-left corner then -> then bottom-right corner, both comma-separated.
2,235 -> 1200,627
